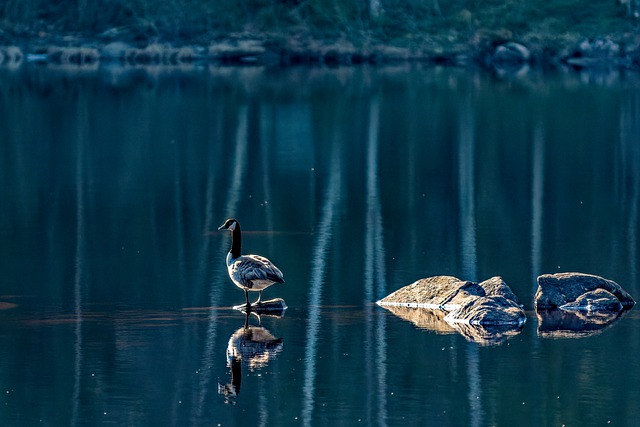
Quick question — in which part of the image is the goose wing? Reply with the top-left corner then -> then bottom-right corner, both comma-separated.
232,255 -> 285,284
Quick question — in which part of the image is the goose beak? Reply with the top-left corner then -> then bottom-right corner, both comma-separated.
218,224 -> 226,230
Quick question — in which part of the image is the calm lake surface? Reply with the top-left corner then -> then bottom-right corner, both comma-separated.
1,63 -> 639,426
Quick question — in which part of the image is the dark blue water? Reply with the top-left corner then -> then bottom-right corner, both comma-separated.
0,64 -> 639,426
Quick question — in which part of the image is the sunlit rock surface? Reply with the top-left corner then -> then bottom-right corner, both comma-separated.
534,272 -> 635,311
377,275 -> 526,327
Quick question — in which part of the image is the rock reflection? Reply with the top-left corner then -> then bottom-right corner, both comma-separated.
218,313 -> 283,403
453,322 -> 524,345
536,308 -> 631,339
382,305 -> 523,346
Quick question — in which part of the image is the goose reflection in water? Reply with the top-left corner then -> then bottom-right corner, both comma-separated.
218,312 -> 284,403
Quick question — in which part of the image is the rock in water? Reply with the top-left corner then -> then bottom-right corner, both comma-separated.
377,276 -> 525,326
534,272 -> 634,338
492,42 -> 531,65
234,298 -> 288,317
534,272 -> 635,311
445,293 -> 524,326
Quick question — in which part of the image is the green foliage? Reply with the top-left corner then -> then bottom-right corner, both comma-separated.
0,0 -> 635,43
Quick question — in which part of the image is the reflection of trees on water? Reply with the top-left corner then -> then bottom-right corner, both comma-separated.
619,93 -> 640,289
196,104 -> 250,421
71,90 -> 88,427
301,140 -> 342,427
2,69 -> 640,425
8,69 -> 638,306
457,95 -> 483,427
458,95 -> 477,283
530,122 -> 545,290
617,92 -> 640,408
363,95 -> 388,426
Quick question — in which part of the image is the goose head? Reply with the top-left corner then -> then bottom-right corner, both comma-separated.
218,218 -> 239,231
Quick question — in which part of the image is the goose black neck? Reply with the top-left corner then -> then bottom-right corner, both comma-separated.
230,224 -> 242,259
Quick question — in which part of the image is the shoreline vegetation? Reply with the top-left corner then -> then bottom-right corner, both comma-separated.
1,1 -> 640,71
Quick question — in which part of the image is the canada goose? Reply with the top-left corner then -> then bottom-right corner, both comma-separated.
218,218 -> 284,308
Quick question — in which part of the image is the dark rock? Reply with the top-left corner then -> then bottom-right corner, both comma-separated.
534,272 -> 635,310
370,46 -> 413,63
560,288 -> 623,312
564,38 -> 623,68
535,273 -> 634,339
577,38 -> 620,58
0,46 -> 23,65
447,294 -> 524,326
488,42 -> 532,75
234,298 -> 287,317
492,42 -> 530,64
208,40 -> 269,65
101,41 -> 132,60
377,275 -> 525,327
47,46 -> 99,65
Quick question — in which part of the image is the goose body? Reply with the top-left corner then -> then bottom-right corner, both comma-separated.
218,218 -> 284,308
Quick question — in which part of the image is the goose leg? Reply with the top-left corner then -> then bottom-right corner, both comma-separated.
244,289 -> 251,308
233,290 -> 252,311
